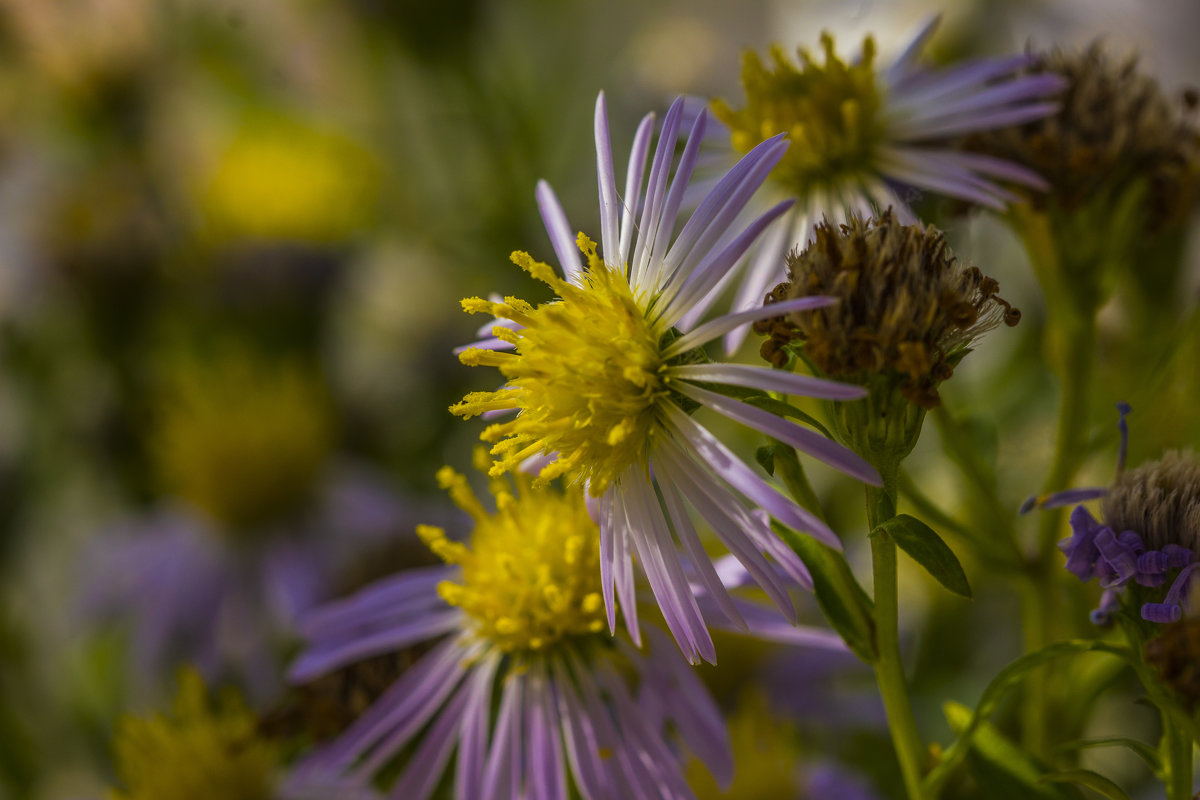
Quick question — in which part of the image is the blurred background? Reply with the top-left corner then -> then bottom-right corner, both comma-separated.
0,0 -> 1196,798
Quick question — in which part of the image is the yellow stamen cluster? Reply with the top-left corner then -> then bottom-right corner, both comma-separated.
417,457 -> 607,655
451,235 -> 665,496
713,34 -> 885,196
152,347 -> 335,533
108,670 -> 276,800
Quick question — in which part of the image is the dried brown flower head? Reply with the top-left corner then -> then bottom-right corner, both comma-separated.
963,43 -> 1200,231
754,211 -> 1019,408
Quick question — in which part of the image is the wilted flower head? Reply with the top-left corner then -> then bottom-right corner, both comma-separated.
452,92 -> 880,662
963,42 -> 1200,233
755,211 -> 1020,409
287,460 -> 842,800
700,17 -> 1058,351
1038,406 -> 1200,625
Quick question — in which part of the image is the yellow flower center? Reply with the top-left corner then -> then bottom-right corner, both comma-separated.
712,34 -> 885,196
451,235 -> 666,495
152,348 -> 335,533
108,670 -> 276,800
417,458 -> 607,654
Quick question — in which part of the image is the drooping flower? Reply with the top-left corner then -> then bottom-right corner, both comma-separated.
451,91 -> 881,663
287,460 -> 846,800
106,669 -> 375,800
1029,404 -> 1200,625
82,348 -> 426,701
700,17 -> 1062,351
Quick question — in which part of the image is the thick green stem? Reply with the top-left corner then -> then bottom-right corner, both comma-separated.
1166,718 -> 1195,800
868,465 -> 929,800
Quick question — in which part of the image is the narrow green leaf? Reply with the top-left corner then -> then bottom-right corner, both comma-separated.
872,513 -> 972,599
776,525 -> 877,663
701,383 -> 835,437
944,702 -> 1073,800
754,444 -> 776,476
1055,737 -> 1163,776
924,640 -> 1132,796
1040,770 -> 1131,800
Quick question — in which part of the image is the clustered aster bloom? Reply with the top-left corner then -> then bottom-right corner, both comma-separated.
287,461 -> 838,799
702,17 -> 1062,351
450,92 -> 881,662
1037,405 -> 1200,625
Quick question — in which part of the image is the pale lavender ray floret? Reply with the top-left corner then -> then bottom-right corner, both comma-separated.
458,91 -> 881,664
79,467 -> 431,703
691,15 -> 1066,352
287,560 -> 844,800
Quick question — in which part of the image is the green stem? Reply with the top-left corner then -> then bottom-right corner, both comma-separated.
868,464 -> 929,800
1166,718 -> 1195,800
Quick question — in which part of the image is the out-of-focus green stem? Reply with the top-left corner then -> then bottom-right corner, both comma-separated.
867,464 -> 928,800
1165,718 -> 1195,800
1012,204 -> 1102,757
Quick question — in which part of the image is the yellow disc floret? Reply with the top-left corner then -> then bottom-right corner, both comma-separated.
451,235 -> 666,495
417,460 -> 607,655
152,347 -> 335,533
108,670 -> 276,800
712,33 -> 885,196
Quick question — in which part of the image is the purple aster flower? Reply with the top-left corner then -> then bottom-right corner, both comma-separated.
287,463 -> 847,800
1028,404 -> 1200,625
693,16 -> 1065,351
451,91 -> 881,664
82,466 -> 429,703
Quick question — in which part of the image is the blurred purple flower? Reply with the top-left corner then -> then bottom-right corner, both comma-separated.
81,465 -> 441,703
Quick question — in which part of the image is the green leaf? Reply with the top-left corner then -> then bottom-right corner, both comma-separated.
1040,770 -> 1130,800
872,513 -> 972,599
755,445 -> 776,476
944,702 -> 1073,800
924,640 -> 1132,796
1055,737 -> 1163,776
776,525 -> 877,663
744,394 -> 835,438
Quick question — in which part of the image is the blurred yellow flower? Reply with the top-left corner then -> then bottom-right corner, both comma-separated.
197,115 -> 379,244
151,345 -> 335,532
108,669 -> 276,800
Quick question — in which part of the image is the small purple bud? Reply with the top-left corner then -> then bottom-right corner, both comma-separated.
1095,528 -> 1138,586
1164,545 -> 1194,570
1136,571 -> 1169,588
1142,603 -> 1183,624
1118,531 -> 1145,555
1137,551 -> 1166,574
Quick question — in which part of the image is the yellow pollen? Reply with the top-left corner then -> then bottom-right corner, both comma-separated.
108,670 -> 276,800
419,459 -> 608,654
712,33 -> 885,196
450,235 -> 666,496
